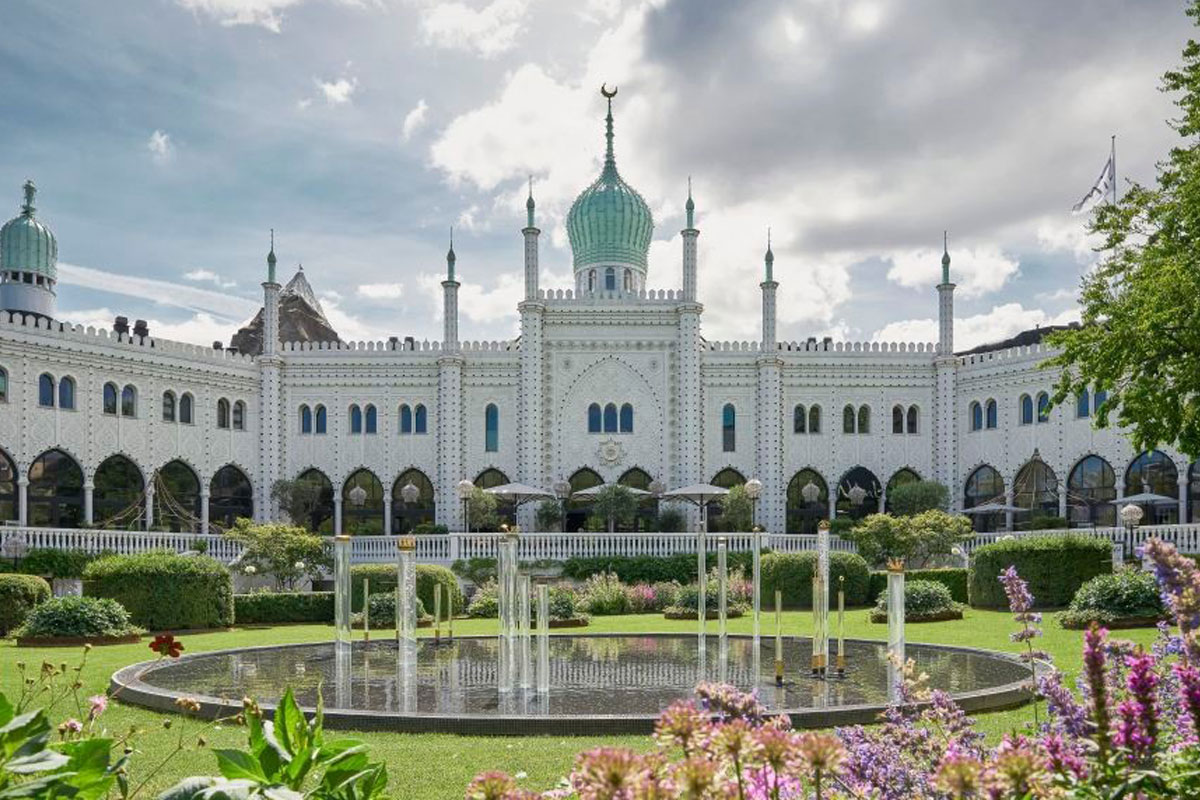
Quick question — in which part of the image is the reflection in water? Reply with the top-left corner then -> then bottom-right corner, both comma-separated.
139,635 -> 1027,718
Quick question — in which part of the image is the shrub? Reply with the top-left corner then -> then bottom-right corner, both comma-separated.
847,510 -> 972,568
453,557 -> 498,585
869,579 -> 963,623
886,480 -> 949,516
0,573 -> 51,635
561,552 -> 754,584
15,595 -> 140,638
543,584 -> 580,621
83,550 -> 234,630
411,522 -> 449,536
534,500 -> 563,531
467,486 -> 500,532
867,568 -> 968,604
234,591 -> 333,624
759,551 -> 871,608
225,520 -> 332,590
716,484 -> 753,532
350,563 -> 463,615
968,534 -> 1113,608
578,572 -> 630,615
18,548 -> 112,579
363,592 -> 428,628
1059,568 -> 1166,628
466,579 -> 499,618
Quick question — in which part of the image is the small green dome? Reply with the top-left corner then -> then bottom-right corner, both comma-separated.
0,181 -> 57,280
566,94 -> 653,271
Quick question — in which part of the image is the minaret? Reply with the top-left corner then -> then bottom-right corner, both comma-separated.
518,188 -> 547,526
933,233 -> 959,497
258,230 -> 283,523
437,231 -> 465,531
681,178 -> 699,301
755,233 -> 784,533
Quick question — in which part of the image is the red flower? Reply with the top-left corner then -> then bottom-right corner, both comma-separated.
150,634 -> 184,659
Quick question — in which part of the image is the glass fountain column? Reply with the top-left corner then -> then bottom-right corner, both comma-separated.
717,537 -> 729,683
536,581 -> 550,695
334,535 -> 352,651
887,559 -> 906,701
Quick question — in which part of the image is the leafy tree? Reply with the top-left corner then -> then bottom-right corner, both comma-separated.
592,485 -> 638,532
887,480 -> 949,516
467,486 -> 500,532
657,507 -> 687,532
224,519 -> 332,590
847,510 -> 972,568
271,477 -> 324,530
535,499 -> 564,531
717,484 -> 754,532
1047,2 -> 1200,456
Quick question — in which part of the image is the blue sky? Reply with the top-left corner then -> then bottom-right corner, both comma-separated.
0,0 -> 1186,349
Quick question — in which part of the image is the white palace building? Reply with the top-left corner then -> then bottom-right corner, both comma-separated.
0,94 -> 1192,539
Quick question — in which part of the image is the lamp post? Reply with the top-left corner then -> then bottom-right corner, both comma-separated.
553,479 -> 571,532
347,483 -> 367,536
457,479 -> 474,534
649,479 -> 665,533
801,481 -> 820,532
400,482 -> 419,535
1120,503 -> 1143,565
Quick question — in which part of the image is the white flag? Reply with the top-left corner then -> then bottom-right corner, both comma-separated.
1072,156 -> 1115,213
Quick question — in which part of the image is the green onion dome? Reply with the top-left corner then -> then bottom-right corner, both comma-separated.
566,92 -> 654,271
0,181 -> 57,280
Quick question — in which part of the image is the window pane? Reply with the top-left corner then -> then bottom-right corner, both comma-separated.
365,404 -> 376,434
809,406 -> 820,433
163,393 -> 175,422
794,405 -> 805,433
485,404 -> 499,452
218,399 -> 229,428
0,369 -> 7,402
1021,395 -> 1033,425
986,400 -> 997,429
316,406 -> 327,434
121,386 -> 136,417
857,405 -> 870,434
619,403 -> 633,433
588,403 -> 601,433
605,268 -> 616,291
843,405 -> 855,433
301,405 -> 311,433
59,378 -> 74,410
907,406 -> 918,433
400,405 -> 412,434
971,402 -> 982,431
39,374 -> 54,407
603,403 -> 617,433
892,405 -> 903,434
1076,389 -> 1090,418
350,405 -> 361,434
180,394 -> 193,424
233,401 -> 245,430
722,404 -> 735,452
1037,393 -> 1050,422
415,404 -> 427,434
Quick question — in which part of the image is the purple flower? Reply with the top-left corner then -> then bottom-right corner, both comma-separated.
1038,671 -> 1090,737
1176,663 -> 1200,743
1143,537 -> 1200,658
1083,624 -> 1113,761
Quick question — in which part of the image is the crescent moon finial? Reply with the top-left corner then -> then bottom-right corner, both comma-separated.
600,83 -> 618,99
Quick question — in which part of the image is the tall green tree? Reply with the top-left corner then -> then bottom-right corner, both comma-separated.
887,480 -> 949,517
718,484 -> 754,532
592,485 -> 638,532
1048,1 -> 1200,456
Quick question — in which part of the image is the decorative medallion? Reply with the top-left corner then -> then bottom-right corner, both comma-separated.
597,438 -> 625,466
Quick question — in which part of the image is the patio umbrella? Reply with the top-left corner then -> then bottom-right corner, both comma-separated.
570,483 -> 652,499
961,502 -> 1025,514
661,484 -> 730,532
483,483 -> 555,511
1105,491 -> 1177,505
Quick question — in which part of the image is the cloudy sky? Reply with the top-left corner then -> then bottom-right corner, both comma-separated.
0,0 -> 1187,350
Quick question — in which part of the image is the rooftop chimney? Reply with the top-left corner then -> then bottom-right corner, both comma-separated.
133,319 -> 149,338
113,316 -> 129,336
212,341 -> 224,350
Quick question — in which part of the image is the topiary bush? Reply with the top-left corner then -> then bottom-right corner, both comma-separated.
0,573 -> 51,635
349,564 -> 463,616
83,550 -> 234,630
1059,569 -> 1166,629
869,579 -> 963,623
759,551 -> 870,608
15,595 -> 141,639
968,534 -> 1112,609
234,591 -> 334,624
363,592 -> 428,628
868,568 -> 968,604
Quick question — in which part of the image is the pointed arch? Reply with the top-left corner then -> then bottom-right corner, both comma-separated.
564,467 -> 605,531
154,459 -> 202,532
0,448 -> 15,524
28,449 -> 84,528
217,398 -> 230,429
414,404 -> 427,434
364,404 -> 377,434
706,467 -> 746,531
232,400 -> 245,431
786,468 -> 829,534
892,404 -> 904,434
392,468 -> 435,534
970,401 -> 982,431
842,404 -> 855,434
1036,391 -> 1050,423
296,468 -> 335,533
179,392 -> 193,424
210,465 -> 253,530
314,404 -> 326,434
121,385 -> 137,418
1068,455 -> 1116,527
342,468 -> 384,535
1014,458 -> 1059,520
1125,450 -> 1180,525
1019,394 -> 1033,425
964,464 -> 1005,532
299,404 -> 312,434
837,465 -> 881,519
349,404 -> 362,434
884,467 -> 922,512
906,405 -> 918,434
94,454 -> 145,530
857,405 -> 870,435
985,399 -> 997,429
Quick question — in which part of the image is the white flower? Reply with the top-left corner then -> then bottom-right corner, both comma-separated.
515,771 -> 527,780
244,565 -> 257,575
294,561 -> 305,570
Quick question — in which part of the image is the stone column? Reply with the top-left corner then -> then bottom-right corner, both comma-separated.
17,476 -> 28,526
383,497 -> 393,536
83,482 -> 94,526
333,496 -> 343,536
145,484 -> 155,531
200,488 -> 210,536
1179,474 -> 1189,524
1004,486 -> 1014,532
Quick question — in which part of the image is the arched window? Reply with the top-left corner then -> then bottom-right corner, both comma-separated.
364,404 -> 376,434
163,391 -> 176,422
722,403 -> 736,452
0,366 -> 7,402
300,404 -> 312,433
0,449 -> 17,523
103,383 -> 118,415
1068,455 -> 1116,527
587,270 -> 597,292
58,377 -> 75,410
587,403 -> 601,433
349,404 -> 362,434
392,469 -> 436,534
38,373 -> 54,407
296,468 -> 334,533
155,460 -> 202,532
618,467 -> 656,531
1014,458 -> 1059,519
342,469 -> 384,535
474,468 -> 514,528
786,469 -> 829,533
605,267 -> 616,291
985,399 -> 998,429
809,405 -> 821,434
210,465 -> 253,530
793,404 -> 806,434
232,400 -> 245,431
623,269 -> 632,292
179,393 -> 193,424
121,385 -> 136,417
970,401 -> 983,431
1126,450 -> 1180,525
93,455 -> 144,530
28,449 -> 84,528
1076,388 -> 1091,419
884,468 -> 922,513
906,405 -> 918,434
399,404 -> 412,434
315,405 -> 327,434
603,402 -> 618,433
857,405 -> 870,434
1094,389 -> 1108,414
843,404 -> 856,434
414,404 -> 427,434
485,403 -> 499,452
1019,394 -> 1033,425
619,403 -> 633,433
837,466 -> 881,520
892,405 -> 904,434
707,468 -> 747,531
964,465 -> 1005,532
217,398 -> 230,429
1036,391 -> 1050,423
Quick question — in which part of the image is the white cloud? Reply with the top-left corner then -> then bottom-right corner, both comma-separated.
885,244 -> 1020,299
1036,215 -> 1104,263
183,268 -> 238,289
872,302 -> 1079,352
315,75 -> 357,105
317,291 -> 376,341
58,307 -> 241,347
356,282 -> 404,299
416,0 -> 530,58
401,98 -> 429,141
58,262 -> 259,320
417,270 -> 523,332
147,130 -> 173,163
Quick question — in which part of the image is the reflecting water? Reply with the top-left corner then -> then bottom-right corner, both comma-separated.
137,635 -> 1028,717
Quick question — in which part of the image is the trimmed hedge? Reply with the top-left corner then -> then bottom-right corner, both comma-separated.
349,564 -> 463,616
235,592 -> 334,624
83,550 -> 234,630
15,595 -> 141,638
868,568 -> 968,604
0,573 -> 52,635
18,548 -> 113,579
561,552 -> 754,585
969,534 -> 1112,609
759,552 -> 871,608
869,579 -> 963,623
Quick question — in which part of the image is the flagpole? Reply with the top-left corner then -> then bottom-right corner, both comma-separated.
1111,134 -> 1117,205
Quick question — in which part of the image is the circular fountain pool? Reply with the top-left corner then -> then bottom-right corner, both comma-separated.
111,634 -> 1032,734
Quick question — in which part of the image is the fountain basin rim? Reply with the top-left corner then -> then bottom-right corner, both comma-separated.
109,633 -> 1034,735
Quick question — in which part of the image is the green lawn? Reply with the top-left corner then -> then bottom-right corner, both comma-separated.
0,610 -> 1160,799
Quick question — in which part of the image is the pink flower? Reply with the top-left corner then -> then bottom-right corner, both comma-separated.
87,694 -> 108,720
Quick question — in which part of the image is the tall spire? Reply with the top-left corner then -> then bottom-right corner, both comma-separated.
446,226 -> 456,281
685,176 -> 695,229
267,228 -> 277,283
20,180 -> 35,217
941,230 -> 951,284
526,175 -> 535,228
764,228 -> 774,282
600,84 -> 618,180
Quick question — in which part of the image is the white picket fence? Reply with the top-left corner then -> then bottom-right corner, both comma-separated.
3,523 -> 1198,568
